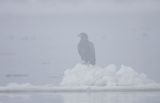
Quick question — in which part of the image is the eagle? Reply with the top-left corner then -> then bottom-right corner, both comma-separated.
78,32 -> 96,65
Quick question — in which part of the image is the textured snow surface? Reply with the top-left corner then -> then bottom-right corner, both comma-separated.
61,64 -> 157,86
0,64 -> 159,92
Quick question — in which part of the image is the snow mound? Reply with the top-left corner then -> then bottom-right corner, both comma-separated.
61,64 -> 156,86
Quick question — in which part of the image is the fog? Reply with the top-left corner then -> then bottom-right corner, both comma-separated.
0,0 -> 160,85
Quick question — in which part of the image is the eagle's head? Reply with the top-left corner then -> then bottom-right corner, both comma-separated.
78,32 -> 88,40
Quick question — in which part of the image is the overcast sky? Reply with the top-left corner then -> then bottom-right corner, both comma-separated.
0,0 -> 160,14
0,0 -> 160,85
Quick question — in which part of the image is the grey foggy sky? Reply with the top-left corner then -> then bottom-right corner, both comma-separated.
0,0 -> 160,14
0,0 -> 160,85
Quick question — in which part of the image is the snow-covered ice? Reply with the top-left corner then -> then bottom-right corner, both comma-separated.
61,64 -> 157,86
0,64 -> 159,92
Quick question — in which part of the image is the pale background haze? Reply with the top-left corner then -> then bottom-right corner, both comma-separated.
0,0 -> 160,85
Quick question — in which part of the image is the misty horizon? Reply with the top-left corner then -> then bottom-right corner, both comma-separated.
0,0 -> 160,85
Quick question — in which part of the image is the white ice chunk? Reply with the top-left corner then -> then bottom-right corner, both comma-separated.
61,64 -> 156,86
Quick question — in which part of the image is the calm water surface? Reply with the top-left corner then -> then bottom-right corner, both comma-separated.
0,92 -> 160,103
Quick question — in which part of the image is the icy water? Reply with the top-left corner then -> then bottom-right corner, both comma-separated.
0,92 -> 160,103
